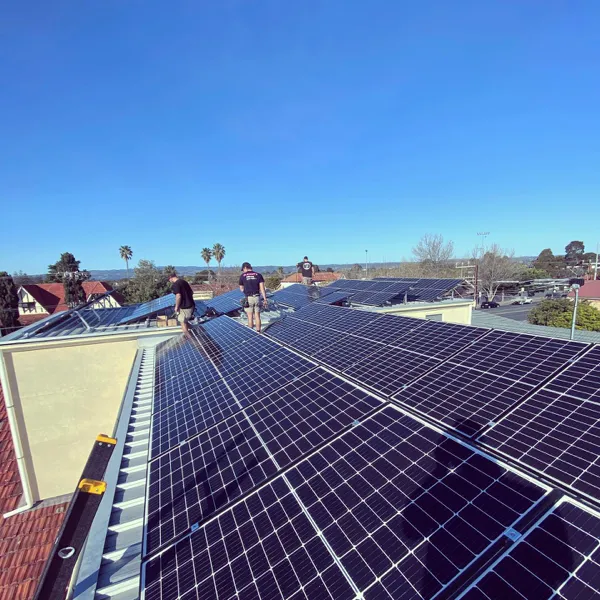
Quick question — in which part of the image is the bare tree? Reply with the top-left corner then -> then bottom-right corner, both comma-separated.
412,234 -> 455,276
478,244 -> 518,300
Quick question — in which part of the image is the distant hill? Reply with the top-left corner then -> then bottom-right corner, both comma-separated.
89,257 -> 536,281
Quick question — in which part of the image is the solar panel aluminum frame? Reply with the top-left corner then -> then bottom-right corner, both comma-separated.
455,496 -> 600,600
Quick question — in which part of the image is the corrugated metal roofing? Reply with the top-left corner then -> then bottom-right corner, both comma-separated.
471,310 -> 600,343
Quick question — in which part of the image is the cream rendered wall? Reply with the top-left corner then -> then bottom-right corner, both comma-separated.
378,301 -> 473,325
4,338 -> 137,499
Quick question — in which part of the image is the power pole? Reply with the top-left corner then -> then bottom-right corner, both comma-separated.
570,284 -> 580,340
595,242 -> 599,280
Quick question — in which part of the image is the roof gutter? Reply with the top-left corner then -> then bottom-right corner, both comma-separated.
0,349 -> 35,517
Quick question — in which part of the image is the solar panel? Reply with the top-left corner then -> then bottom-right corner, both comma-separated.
142,406 -> 549,599
222,346 -> 316,406
459,498 -> 600,599
143,478 -> 356,600
150,379 -> 240,458
323,306 -> 383,331
407,288 -> 447,302
145,410 -> 278,554
391,320 -> 488,360
315,290 -> 353,305
393,331 -> 587,437
284,406 -> 548,598
351,313 -> 425,345
246,368 -> 382,466
205,289 -> 245,315
344,347 -> 442,397
348,290 -> 400,306
117,294 -> 176,325
312,336 -> 385,372
478,347 -> 600,501
285,325 -> 348,356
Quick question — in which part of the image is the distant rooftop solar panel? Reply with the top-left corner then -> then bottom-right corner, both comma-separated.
349,290 -> 401,306
205,289 -> 245,315
116,294 -> 176,325
315,290 -> 353,305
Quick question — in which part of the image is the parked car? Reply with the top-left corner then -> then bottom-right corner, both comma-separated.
481,301 -> 500,309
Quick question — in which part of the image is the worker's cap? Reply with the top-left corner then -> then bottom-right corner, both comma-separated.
303,256 -> 308,260
241,262 -> 252,270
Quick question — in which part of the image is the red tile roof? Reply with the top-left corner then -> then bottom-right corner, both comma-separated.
0,385 -> 68,599
568,280 -> 600,299
282,272 -> 343,283
20,282 -> 119,314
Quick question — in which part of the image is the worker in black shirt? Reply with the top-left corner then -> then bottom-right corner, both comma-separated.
239,262 -> 268,333
297,256 -> 315,285
169,272 -> 195,333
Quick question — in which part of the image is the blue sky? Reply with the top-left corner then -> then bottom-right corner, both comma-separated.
2,1 -> 599,273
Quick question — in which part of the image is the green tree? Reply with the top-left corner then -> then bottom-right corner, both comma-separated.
0,272 -> 20,336
265,275 -> 282,290
533,248 -> 565,278
193,270 -> 216,283
201,248 -> 213,274
277,267 -> 284,277
528,299 -> 600,331
119,245 -> 133,277
47,252 -> 90,308
565,241 -> 585,265
212,243 -> 226,277
12,271 -> 36,286
326,267 -> 334,273
517,267 -> 550,281
125,260 -> 171,304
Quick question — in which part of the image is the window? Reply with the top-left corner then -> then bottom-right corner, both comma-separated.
425,313 -> 443,321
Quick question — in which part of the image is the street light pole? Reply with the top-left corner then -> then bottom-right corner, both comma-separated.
570,284 -> 580,341
595,242 -> 599,281
365,250 -> 368,279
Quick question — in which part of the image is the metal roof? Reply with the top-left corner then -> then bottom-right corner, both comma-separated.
471,310 -> 600,344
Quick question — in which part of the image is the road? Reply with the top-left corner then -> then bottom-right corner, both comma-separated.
477,298 -> 542,322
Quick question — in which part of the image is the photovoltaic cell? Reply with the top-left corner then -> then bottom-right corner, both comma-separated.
143,478 -> 355,600
150,379 -> 240,458
324,307 -> 383,331
284,325 -> 348,356
246,368 -> 382,466
286,406 -> 548,598
459,499 -> 600,599
146,410 -> 278,554
344,347 -> 442,397
478,347 -> 600,501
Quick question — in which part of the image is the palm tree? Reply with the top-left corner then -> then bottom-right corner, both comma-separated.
201,248 -> 213,270
212,243 -> 226,278
119,246 -> 133,278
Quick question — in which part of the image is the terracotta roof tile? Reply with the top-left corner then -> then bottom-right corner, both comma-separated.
0,384 -> 68,599
20,281 -> 118,314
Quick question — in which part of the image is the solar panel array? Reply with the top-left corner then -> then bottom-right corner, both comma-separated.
373,277 -> 464,301
141,306 -> 600,600
204,289 -> 245,316
271,283 -> 351,310
117,294 -> 177,325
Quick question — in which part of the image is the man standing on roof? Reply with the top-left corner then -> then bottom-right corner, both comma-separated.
239,262 -> 268,333
169,272 -> 195,334
297,256 -> 315,285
